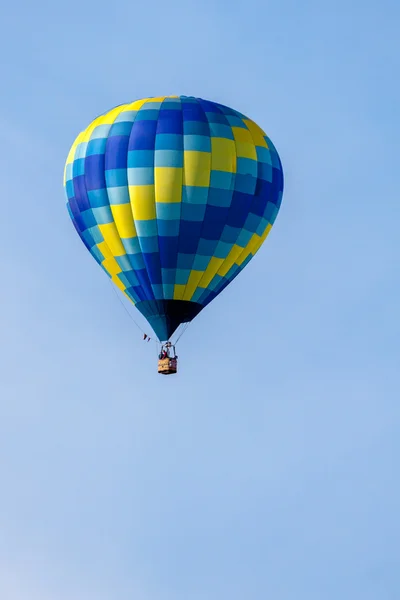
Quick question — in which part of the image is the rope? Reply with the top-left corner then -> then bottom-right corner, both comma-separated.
172,321 -> 190,345
109,282 -> 158,345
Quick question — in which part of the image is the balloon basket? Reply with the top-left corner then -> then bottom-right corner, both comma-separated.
158,357 -> 178,375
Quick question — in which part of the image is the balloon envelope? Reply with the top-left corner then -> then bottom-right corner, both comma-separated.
64,96 -> 284,341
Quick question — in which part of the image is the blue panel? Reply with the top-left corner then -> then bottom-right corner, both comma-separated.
177,253 -> 195,269
198,99 -> 223,113
207,188 -> 232,208
65,163 -> 73,183
225,115 -> 247,128
162,284 -> 175,298
84,154 -> 105,190
161,268 -> 177,284
136,220 -> 158,237
128,150 -> 154,168
183,135 -> 211,152
255,217 -> 269,236
139,236 -> 159,253
155,149 -> 183,168
65,180 -> 74,199
81,229 -> 96,249
221,225 -> 241,243
256,147 -> 272,164
234,174 -> 257,194
201,204 -> 229,240
91,124 -> 111,139
210,170 -> 234,190
109,121 -> 134,137
180,202 -> 206,221
142,253 -> 162,283
236,228 -> 254,247
105,168 -> 128,187
175,269 -> 191,285
80,209 -> 97,230
124,270 -> 140,287
252,184 -> 270,215
158,236 -> 179,269
135,110 -> 160,121
258,161 -> 273,182
205,112 -> 229,125
105,136 -> 129,169
153,284 -> 165,298
129,286 -> 147,302
86,138 -> 107,156
197,238 -> 217,255
182,103 -> 208,121
128,120 -> 157,150
92,205 -> 114,225
115,255 -> 133,271
192,254 -> 212,270
88,188 -> 109,208
237,157 -> 258,176
157,110 -> 183,135
208,123 -> 234,139
123,236 -> 141,254
182,185 -> 209,204
178,221 -> 203,253
107,186 -> 130,205
72,158 -> 85,177
155,134 -> 183,150
226,191 -> 253,228
128,166 -> 154,185
157,219 -> 180,237
90,246 -> 104,262
208,274 -> 223,290
156,202 -> 181,220
135,269 -> 155,298
73,176 -> 90,211
87,225 -> 104,244
213,240 -> 233,259
183,121 -> 210,136
114,111 -> 137,123
127,253 -> 146,271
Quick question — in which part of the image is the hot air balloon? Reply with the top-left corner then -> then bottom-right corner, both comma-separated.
64,96 -> 284,374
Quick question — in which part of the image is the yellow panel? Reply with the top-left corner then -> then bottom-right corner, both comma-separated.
102,257 -> 122,277
129,185 -> 156,220
197,257 -> 225,288
128,98 -> 151,110
96,241 -> 113,260
218,245 -> 243,277
182,270 -> 205,300
80,104 -> 129,143
247,224 -> 272,258
155,167 -> 183,203
235,224 -> 272,267
111,203 -> 137,238
173,284 -> 186,300
211,138 -> 236,172
143,96 -> 167,103
183,151 -> 211,187
65,131 -> 85,169
236,142 -> 257,160
111,274 -> 126,292
232,127 -> 253,143
98,223 -> 126,256
243,119 -> 268,148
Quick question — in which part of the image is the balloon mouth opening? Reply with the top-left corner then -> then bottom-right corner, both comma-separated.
135,299 -> 204,341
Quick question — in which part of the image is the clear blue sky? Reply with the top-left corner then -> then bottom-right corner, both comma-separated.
0,0 -> 399,598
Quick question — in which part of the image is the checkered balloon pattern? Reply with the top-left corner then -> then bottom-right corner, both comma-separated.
64,96 -> 284,341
